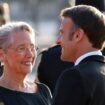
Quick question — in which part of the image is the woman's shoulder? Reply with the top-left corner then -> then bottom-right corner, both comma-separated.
37,82 -> 51,93
36,82 -> 52,98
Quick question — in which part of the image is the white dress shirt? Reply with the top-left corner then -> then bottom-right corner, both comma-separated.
75,50 -> 102,66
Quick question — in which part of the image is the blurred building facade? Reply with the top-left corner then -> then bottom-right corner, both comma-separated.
8,0 -> 75,49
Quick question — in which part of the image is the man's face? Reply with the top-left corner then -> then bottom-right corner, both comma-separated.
56,17 -> 77,62
2,31 -> 36,75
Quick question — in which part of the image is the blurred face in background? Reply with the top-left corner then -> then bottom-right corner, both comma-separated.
56,17 -> 78,62
2,31 -> 36,75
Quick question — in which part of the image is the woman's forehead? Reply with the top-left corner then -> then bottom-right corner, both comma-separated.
9,31 -> 35,46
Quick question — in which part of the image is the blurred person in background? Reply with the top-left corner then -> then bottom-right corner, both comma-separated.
0,22 -> 52,105
0,2 -> 10,25
0,2 -> 10,76
36,44 -> 73,93
52,5 -> 105,105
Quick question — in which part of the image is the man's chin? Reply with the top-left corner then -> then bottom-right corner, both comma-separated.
61,55 -> 67,61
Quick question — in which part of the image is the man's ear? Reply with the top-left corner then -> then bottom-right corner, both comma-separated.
74,28 -> 85,42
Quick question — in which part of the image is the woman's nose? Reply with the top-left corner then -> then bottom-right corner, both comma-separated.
25,48 -> 36,58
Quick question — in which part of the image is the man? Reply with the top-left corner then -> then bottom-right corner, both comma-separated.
37,0 -> 105,94
52,5 -> 105,105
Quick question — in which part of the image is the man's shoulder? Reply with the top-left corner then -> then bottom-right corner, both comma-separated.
58,66 -> 82,82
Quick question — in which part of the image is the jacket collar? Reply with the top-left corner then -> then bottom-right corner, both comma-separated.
78,55 -> 105,65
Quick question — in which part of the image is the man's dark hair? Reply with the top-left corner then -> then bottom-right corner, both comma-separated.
60,5 -> 105,49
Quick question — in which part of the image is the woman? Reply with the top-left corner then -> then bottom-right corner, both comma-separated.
0,22 -> 52,105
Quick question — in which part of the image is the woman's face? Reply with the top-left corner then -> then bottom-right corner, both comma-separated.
2,31 -> 37,75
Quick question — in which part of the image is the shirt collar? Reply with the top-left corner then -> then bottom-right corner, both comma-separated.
75,50 -> 102,66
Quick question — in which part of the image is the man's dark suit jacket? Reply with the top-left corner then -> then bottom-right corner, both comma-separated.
52,55 -> 105,105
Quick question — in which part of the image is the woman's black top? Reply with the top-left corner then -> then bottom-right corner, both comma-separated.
0,83 -> 52,105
